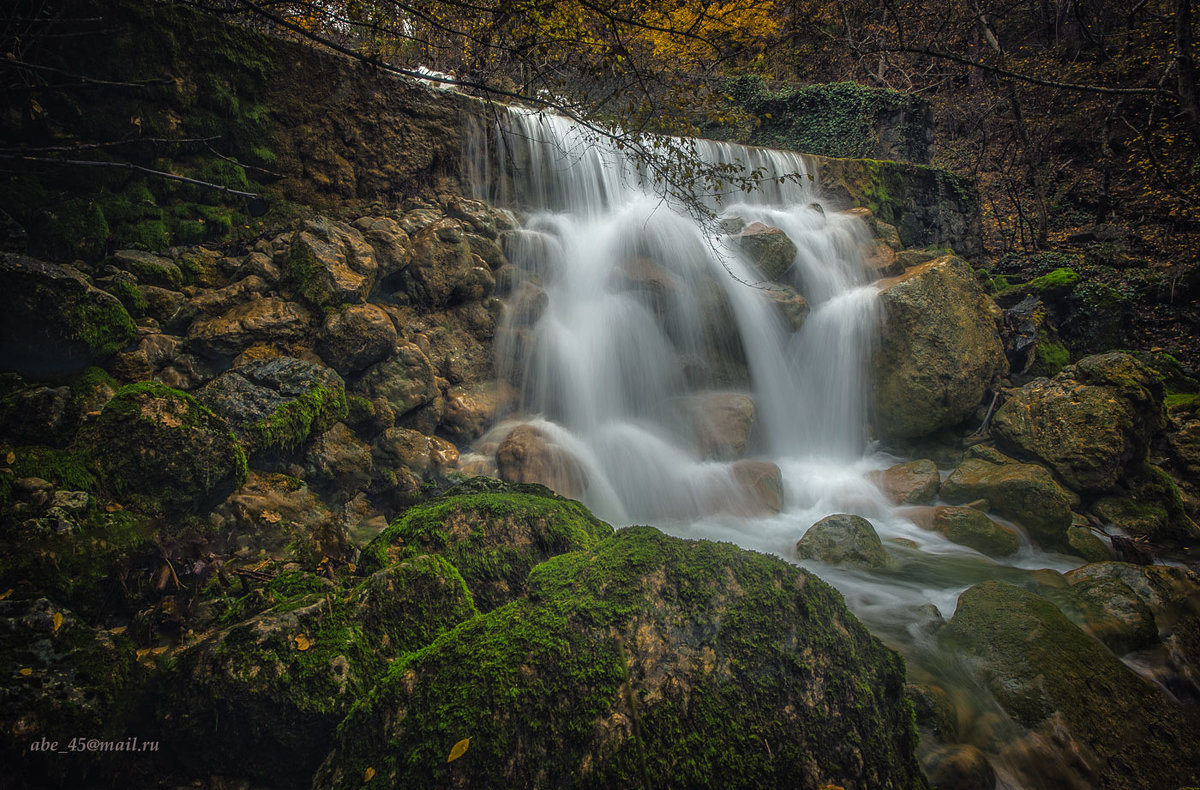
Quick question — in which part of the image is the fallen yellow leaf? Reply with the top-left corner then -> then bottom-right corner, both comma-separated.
0,589 -> 11,601
295,634 -> 311,651
261,510 -> 282,524
447,737 -> 470,763
363,766 -> 375,782
18,668 -> 32,677
4,451 -> 13,465
105,503 -> 123,512
52,612 -> 63,634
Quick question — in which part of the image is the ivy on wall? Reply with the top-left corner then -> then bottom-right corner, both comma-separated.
708,77 -> 929,162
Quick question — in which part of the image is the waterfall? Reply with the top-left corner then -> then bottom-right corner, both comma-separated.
470,108 -> 880,528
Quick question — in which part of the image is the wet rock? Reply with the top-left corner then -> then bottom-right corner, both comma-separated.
350,215 -> 411,278
796,513 -> 892,568
0,384 -> 77,446
939,581 -> 1200,789
496,423 -> 587,499
941,454 -> 1073,549
873,255 -> 1007,440
353,343 -> 440,422
872,458 -> 940,505
993,352 -> 1164,492
684,391 -> 755,460
0,253 -> 135,377
1064,562 -> 1200,613
186,296 -> 312,359
442,385 -> 509,441
762,283 -> 809,331
221,472 -> 348,561
318,527 -> 924,790
727,459 -> 785,515
1065,574 -> 1159,655
400,217 -> 486,307
111,248 -> 182,289
316,303 -> 397,375
163,557 -> 476,786
932,506 -> 1020,557
171,274 -> 271,330
198,357 -> 347,455
372,427 -> 432,479
506,280 -> 549,327
1066,525 -> 1111,563
923,744 -> 996,790
360,477 -> 613,611
281,218 -> 379,307
303,422 -> 373,499
734,221 -> 797,280
80,382 -> 246,519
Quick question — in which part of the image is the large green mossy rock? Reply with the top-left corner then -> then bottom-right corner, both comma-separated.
161,556 -> 477,786
361,477 -> 614,611
939,581 -> 1200,790
80,382 -> 247,520
873,255 -> 1007,441
197,356 -> 347,456
0,254 -> 135,378
0,599 -> 137,787
940,452 -> 1073,550
795,513 -> 894,568
993,353 -> 1165,492
315,527 -> 926,790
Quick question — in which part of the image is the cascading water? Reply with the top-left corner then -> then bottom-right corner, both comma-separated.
465,108 -> 1108,789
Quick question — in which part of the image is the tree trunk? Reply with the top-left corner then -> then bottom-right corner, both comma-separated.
1177,0 -> 1200,141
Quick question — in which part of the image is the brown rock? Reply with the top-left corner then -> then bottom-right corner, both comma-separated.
685,392 -> 755,460
735,222 -> 797,281
187,296 -> 312,359
496,424 -> 586,498
316,303 -> 397,375
872,458 -> 940,505
873,255 -> 1007,440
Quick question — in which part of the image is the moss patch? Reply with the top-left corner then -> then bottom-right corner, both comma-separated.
361,478 -> 614,611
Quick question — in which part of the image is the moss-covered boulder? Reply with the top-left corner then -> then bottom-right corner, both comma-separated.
162,557 -> 477,786
939,581 -> 1200,790
0,599 -> 137,787
940,453 -> 1073,549
0,254 -> 135,377
198,356 -> 347,455
1063,574 -> 1158,655
361,477 -> 614,611
993,353 -> 1165,492
931,505 -> 1020,557
80,382 -> 247,519
315,527 -> 926,790
795,513 -> 893,568
873,255 -> 1007,440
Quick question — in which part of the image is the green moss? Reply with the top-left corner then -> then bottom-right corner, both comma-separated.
361,479 -> 614,611
38,198 -> 110,261
1029,332 -> 1070,377
83,382 -> 248,519
2,445 -> 96,492
246,382 -> 348,454
324,527 -> 923,789
282,237 -> 329,307
1026,267 -> 1080,295
103,279 -> 147,314
69,294 -> 136,357
1165,392 -> 1200,413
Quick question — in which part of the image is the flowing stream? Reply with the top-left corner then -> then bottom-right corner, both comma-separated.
467,108 -> 1095,788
